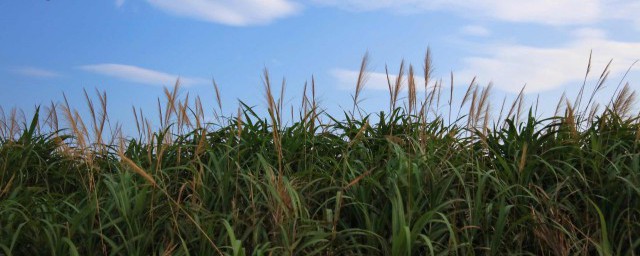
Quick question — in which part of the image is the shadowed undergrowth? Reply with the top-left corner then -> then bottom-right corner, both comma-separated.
1,51 -> 640,255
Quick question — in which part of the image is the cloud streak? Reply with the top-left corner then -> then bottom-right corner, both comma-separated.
79,64 -> 207,86
331,68 -> 427,92
11,67 -> 62,78
312,0 -> 640,26
145,0 -> 300,26
460,25 -> 491,37
137,1 -> 640,28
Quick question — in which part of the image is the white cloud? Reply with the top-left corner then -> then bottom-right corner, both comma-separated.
331,68 -> 426,91
331,29 -> 640,94
145,0 -> 300,26
115,0 -> 125,7
312,0 -> 640,26
312,0 -> 432,12
605,1 -> 640,27
456,28 -> 640,93
79,64 -> 207,86
460,25 -> 491,37
456,0 -> 601,26
11,67 -> 62,78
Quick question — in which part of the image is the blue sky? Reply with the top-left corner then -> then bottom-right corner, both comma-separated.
2,0 -> 640,133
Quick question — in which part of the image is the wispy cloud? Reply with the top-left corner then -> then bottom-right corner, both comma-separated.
312,0 -> 640,26
606,1 -> 640,28
115,0 -> 125,7
331,68 -> 426,91
11,67 -> 62,78
460,25 -> 491,37
145,0 -> 300,26
456,28 -> 640,93
453,0 -> 601,26
79,63 -> 207,86
331,28 -> 640,94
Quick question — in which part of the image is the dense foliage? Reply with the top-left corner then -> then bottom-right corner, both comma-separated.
1,56 -> 640,255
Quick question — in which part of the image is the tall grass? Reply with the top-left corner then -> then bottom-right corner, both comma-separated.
1,51 -> 640,255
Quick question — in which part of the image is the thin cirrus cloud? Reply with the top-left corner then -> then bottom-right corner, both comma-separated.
331,68 -> 426,92
311,0 -> 640,26
79,64 -> 208,86
126,0 -> 640,27
11,67 -> 62,78
143,0 -> 300,26
460,25 -> 491,37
